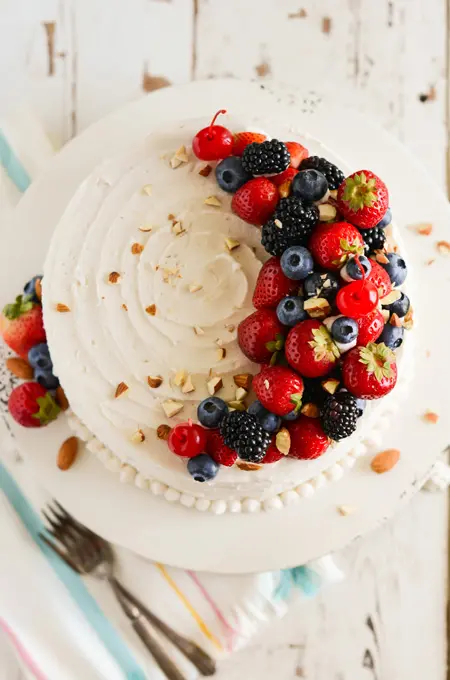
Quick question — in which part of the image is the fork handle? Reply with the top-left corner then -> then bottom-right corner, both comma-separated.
132,617 -> 187,680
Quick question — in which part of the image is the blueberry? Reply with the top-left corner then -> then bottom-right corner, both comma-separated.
292,169 -> 328,203
382,292 -> 410,319
304,271 -> 339,300
28,343 -> 52,372
276,296 -> 307,327
187,454 -> 219,482
35,369 -> 60,390
331,317 -> 358,344
378,324 -> 404,350
248,400 -> 281,433
342,256 -> 372,282
215,156 -> 250,193
376,208 -> 392,229
197,397 -> 228,429
23,275 -> 43,303
380,252 -> 407,286
280,246 -> 314,280
282,409 -> 301,421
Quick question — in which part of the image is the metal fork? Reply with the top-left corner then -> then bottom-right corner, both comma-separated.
39,501 -> 216,680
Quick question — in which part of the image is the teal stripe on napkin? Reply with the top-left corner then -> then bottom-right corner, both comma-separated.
0,459 -> 146,680
0,131 -> 31,192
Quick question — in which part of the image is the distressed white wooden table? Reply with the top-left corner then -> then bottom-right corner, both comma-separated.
0,1 -> 448,678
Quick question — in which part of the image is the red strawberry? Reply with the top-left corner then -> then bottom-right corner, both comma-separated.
285,319 -> 340,378
285,141 -> 309,168
232,132 -> 267,156
367,260 -> 392,298
8,382 -> 60,428
206,429 -> 237,467
238,309 -> 284,364
261,440 -> 285,464
232,178 -> 278,226
308,222 -> 364,271
342,343 -> 397,400
252,257 -> 298,309
287,416 -> 330,460
355,309 -> 384,345
253,365 -> 304,416
271,167 -> 298,187
0,296 -> 46,360
337,170 -> 389,229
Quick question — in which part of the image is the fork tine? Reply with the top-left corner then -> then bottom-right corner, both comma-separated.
52,500 -> 102,541
42,508 -> 62,533
39,533 -> 82,573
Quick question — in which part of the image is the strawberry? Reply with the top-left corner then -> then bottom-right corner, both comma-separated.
337,170 -> 389,230
206,429 -> 237,467
253,365 -> 304,416
8,382 -> 60,428
232,132 -> 267,157
271,167 -> 298,187
342,342 -> 397,400
0,295 -> 46,360
252,257 -> 298,309
238,309 -> 284,364
285,319 -> 340,378
231,178 -> 278,226
308,222 -> 364,271
287,416 -> 330,460
355,309 -> 384,345
367,260 -> 391,298
261,440 -> 285,464
285,141 -> 309,169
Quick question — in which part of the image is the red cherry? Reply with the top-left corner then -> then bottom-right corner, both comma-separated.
168,420 -> 207,458
192,110 -> 233,161
336,279 -> 379,318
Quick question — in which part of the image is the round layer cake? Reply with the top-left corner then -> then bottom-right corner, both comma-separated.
42,114 -> 413,513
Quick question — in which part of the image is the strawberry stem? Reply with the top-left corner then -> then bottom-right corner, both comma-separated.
207,109 -> 227,140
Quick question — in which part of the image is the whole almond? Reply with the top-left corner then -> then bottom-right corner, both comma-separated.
57,436 -> 79,471
55,386 -> 69,411
6,357 -> 34,380
370,449 -> 400,474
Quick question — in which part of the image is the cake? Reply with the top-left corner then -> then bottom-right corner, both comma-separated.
3,111 -> 413,514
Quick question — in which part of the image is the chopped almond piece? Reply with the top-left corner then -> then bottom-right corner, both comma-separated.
321,378 -> 340,395
115,382 -> 129,398
141,184 -> 152,196
337,505 -> 357,516
235,387 -> 247,402
237,461 -> 262,471
301,403 -> 320,418
35,278 -> 42,301
227,400 -> 246,411
170,145 -> 189,169
146,304 -> 157,316
56,303 -> 70,313
233,373 -> 253,390
157,424 -> 171,440
131,243 -> 144,255
122,303 -> 128,311
216,347 -> 226,361
189,283 -> 202,293
436,240 -> 450,255
108,271 -> 121,284
375,251 -> 389,264
423,411 -> 439,424
147,376 -> 163,388
204,195 -> 221,207
207,376 -> 223,395
131,429 -> 145,443
390,313 -> 402,327
198,165 -> 212,177
161,399 -> 184,418
225,237 -> 240,251
193,325 -> 204,336
181,375 -> 195,394
139,225 -> 152,232
409,222 -> 433,235
276,428 -> 291,455
173,370 -> 187,387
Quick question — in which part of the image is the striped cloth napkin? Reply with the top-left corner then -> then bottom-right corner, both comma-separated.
0,110 -> 344,680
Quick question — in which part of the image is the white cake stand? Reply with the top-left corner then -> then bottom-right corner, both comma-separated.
1,80 -> 449,574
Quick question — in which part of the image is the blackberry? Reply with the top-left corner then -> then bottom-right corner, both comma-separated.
321,392 -> 358,441
362,226 -> 386,255
242,139 -> 290,176
299,156 -> 345,190
220,411 -> 271,463
261,197 -> 319,256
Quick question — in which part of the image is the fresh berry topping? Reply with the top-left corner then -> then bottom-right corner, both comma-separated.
281,408 -> 302,421
276,295 -> 307,326
248,400 -> 282,434
362,226 -> 386,255
299,156 -> 345,190
252,257 -> 298,309
261,441 -> 285,463
376,208 -> 392,229
304,271 -> 339,300
285,142 -> 309,168
337,170 -> 389,229
28,343 -> 52,371
231,177 -> 278,225
287,416 -> 330,460
168,421 -> 208,458
192,110 -> 233,161
331,316 -> 358,344
292,169 -> 329,204
366,260 -> 392,298
341,255 -> 372,282
302,376 -> 334,409
342,343 -> 397,400
187,454 -> 220,482
8,382 -> 60,428
35,369 -> 59,391
355,309 -> 384,345
242,139 -> 290,176
220,411 -> 271,463
378,324 -> 404,350
308,221 -> 364,271
206,430 -> 238,467
321,391 -> 358,441
0,296 -> 46,360
197,397 -> 228,429
382,291 -> 410,318
215,156 -> 250,193
232,131 -> 267,156
280,245 -> 314,280
253,365 -> 304,417
23,275 -> 43,303
285,319 -> 340,378
271,166 -> 298,187
262,197 -> 319,256
336,280 -> 379,318
380,252 -> 407,286
237,309 -> 284,364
